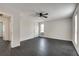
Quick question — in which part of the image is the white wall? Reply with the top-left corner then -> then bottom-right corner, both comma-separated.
72,4 -> 79,55
11,14 -> 20,48
20,13 -> 35,41
44,18 -> 72,41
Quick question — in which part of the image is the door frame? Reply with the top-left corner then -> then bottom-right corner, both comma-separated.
0,12 -> 13,42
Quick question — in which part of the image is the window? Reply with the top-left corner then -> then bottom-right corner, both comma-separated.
75,14 -> 77,45
40,23 -> 44,33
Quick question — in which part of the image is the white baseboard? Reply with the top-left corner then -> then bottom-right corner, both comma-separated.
20,37 -> 35,42
72,41 -> 79,55
42,36 -> 72,41
11,37 -> 35,48
11,42 -> 20,48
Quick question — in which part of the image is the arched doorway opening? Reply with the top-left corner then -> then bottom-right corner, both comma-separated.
0,12 -> 12,47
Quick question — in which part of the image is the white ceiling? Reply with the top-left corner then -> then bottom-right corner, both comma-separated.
0,3 -> 77,21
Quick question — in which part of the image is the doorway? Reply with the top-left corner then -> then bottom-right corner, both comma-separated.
0,14 -> 12,55
39,22 -> 44,37
0,17 -> 11,41
34,22 -> 44,37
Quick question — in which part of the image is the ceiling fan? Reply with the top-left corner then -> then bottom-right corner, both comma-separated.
39,12 -> 48,18
34,11 -> 48,18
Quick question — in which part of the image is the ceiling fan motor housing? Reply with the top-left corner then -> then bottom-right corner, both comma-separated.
39,13 -> 48,18
39,13 -> 43,17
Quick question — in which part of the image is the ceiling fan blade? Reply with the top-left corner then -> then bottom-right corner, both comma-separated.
43,13 -> 48,15
42,15 -> 48,18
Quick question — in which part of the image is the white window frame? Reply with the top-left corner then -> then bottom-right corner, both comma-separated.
75,14 -> 77,45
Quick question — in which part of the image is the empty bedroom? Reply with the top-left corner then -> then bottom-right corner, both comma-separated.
0,3 -> 78,56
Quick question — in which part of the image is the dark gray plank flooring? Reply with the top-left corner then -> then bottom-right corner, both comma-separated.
11,37 -> 78,56
0,37 -> 10,56
0,37 -> 78,56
